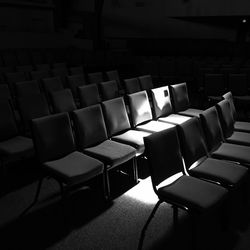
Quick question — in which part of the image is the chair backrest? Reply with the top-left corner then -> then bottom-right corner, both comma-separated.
178,118 -> 208,169
0,84 -> 12,101
78,84 -> 101,108
32,112 -> 76,163
169,82 -> 190,112
42,77 -> 64,97
16,65 -> 33,74
53,62 -> 67,69
200,106 -> 224,152
102,97 -> 131,137
151,85 -> 174,119
88,72 -> 104,85
72,104 -> 108,148
15,80 -> 40,97
0,100 -> 18,141
6,71 -> 27,94
106,70 -> 122,89
216,100 -> 235,138
222,91 -> 237,120
138,75 -> 154,91
99,80 -> 119,101
228,73 -> 248,96
51,89 -> 76,113
30,70 -> 50,83
69,66 -> 84,75
204,73 -> 225,96
18,93 -> 50,131
144,127 -> 184,190
35,64 -> 50,71
128,90 -> 153,127
124,77 -> 141,94
52,67 -> 68,87
67,74 -> 86,98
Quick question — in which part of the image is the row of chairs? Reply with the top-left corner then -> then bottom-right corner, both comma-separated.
139,96 -> 250,249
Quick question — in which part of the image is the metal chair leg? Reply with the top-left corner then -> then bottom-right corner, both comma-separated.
138,200 -> 162,250
104,167 -> 111,200
19,177 -> 44,217
133,157 -> 139,184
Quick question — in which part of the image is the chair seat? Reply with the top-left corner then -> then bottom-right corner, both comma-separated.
0,136 -> 34,156
178,108 -> 203,118
158,175 -> 227,212
189,158 -> 248,188
211,143 -> 250,165
112,130 -> 151,155
44,151 -> 103,185
234,121 -> 250,133
84,140 -> 136,169
158,114 -> 191,125
226,131 -> 250,146
136,120 -> 175,133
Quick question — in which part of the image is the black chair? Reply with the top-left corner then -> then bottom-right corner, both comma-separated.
35,64 -> 50,72
178,117 -> 248,191
69,66 -> 84,75
138,75 -> 154,92
99,80 -> 119,101
151,85 -> 191,125
102,97 -> 151,156
51,89 -> 77,114
72,104 -> 137,198
15,80 -> 41,98
5,71 -> 27,95
200,106 -> 250,166
67,74 -> 86,99
25,112 -> 105,214
30,70 -> 51,87
223,92 -> 250,133
139,127 -> 228,250
16,65 -> 33,79
52,67 -> 69,87
124,77 -> 141,94
78,84 -> 101,108
170,82 -> 203,117
88,72 -> 104,85
128,90 -> 175,133
106,69 -> 124,94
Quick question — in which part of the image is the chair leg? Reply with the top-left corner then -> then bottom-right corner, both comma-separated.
19,177 -> 44,217
104,167 -> 110,200
133,157 -> 139,184
137,200 -> 162,250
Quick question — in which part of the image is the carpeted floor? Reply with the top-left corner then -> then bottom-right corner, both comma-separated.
1,157 -> 250,250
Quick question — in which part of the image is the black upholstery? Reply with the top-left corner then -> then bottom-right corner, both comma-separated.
99,80 -> 119,101
78,84 -> 101,108
67,74 -> 86,98
69,66 -> 84,75
88,72 -> 104,85
138,75 -> 154,91
106,70 -> 123,91
15,80 -> 40,97
124,77 -> 141,94
42,76 -> 64,101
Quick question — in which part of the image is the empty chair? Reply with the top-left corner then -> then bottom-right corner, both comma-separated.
0,84 -> 12,102
78,84 -> 101,108
50,89 -> 76,113
5,71 -> 27,95
216,100 -> 250,146
15,80 -> 40,98
178,117 -> 248,191
106,70 -> 124,93
52,67 -> 69,87
128,90 -> 175,133
16,65 -> 33,79
17,93 -> 50,134
42,76 -> 64,101
223,92 -> 250,133
200,106 -> 250,166
124,77 -> 141,94
88,72 -> 104,85
170,82 -> 203,117
151,85 -> 191,125
26,112 -> 105,213
35,64 -> 50,72
16,49 -> 31,66
138,75 -> 154,91
102,97 -> 151,156
30,70 -> 51,86
0,100 -> 34,181
99,80 -> 119,101
139,127 -> 228,250
30,51 -> 44,65
52,62 -> 67,69
67,74 -> 86,99
72,104 -> 137,197
69,66 -> 84,75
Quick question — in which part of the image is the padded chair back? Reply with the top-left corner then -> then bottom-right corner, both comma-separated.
138,75 -> 154,91
228,73 -> 248,96
67,74 -> 86,98
151,85 -> 173,119
78,84 -> 101,108
51,89 -> 76,113
15,80 -> 40,97
204,73 -> 225,96
52,67 -> 68,87
106,70 -> 122,89
18,93 -> 50,131
32,113 -> 75,163
6,72 -> 27,94
169,82 -> 190,112
88,72 -> 103,85
222,91 -> 237,120
144,127 -> 184,188
69,66 -> 84,75
216,100 -> 235,138
0,100 -> 18,141
42,77 -> 64,97
53,62 -> 67,69
124,77 -> 141,94
102,97 -> 131,137
35,64 -> 50,71
0,84 -> 12,101
16,65 -> 33,74
128,90 -> 153,127
178,118 -> 208,169
72,104 -> 108,148
30,70 -> 50,83
200,107 -> 224,152
99,80 -> 119,101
